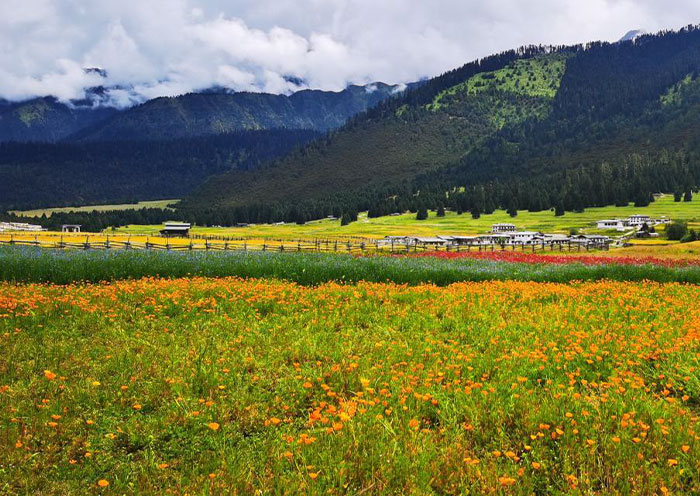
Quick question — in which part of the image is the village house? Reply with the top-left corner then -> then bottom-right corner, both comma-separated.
596,219 -> 631,231
61,224 -> 81,233
597,215 -> 671,232
159,222 -> 191,238
491,223 -> 517,233
0,222 -> 45,232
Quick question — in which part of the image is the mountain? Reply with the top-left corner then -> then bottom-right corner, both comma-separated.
0,83 -> 403,209
0,82 -> 404,144
0,129 -> 320,210
0,97 -> 119,143
181,27 -> 700,225
69,83 -> 406,142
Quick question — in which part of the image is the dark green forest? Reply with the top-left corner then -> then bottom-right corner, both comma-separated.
0,129 -> 320,210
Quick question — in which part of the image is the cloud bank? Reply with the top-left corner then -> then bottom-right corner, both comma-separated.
2,0 -> 700,106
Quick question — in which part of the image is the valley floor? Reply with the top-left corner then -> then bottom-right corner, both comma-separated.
112,194 -> 700,240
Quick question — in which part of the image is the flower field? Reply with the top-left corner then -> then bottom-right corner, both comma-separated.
1,276 -> 699,494
412,251 -> 700,268
4,247 -> 700,285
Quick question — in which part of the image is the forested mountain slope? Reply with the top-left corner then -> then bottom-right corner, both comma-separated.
0,97 -> 118,143
0,130 -> 319,210
71,84 -> 404,142
181,27 -> 700,225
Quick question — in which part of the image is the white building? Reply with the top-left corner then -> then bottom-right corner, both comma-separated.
511,231 -> 541,244
491,223 -> 517,233
0,222 -> 45,232
596,219 -> 631,231
628,215 -> 652,227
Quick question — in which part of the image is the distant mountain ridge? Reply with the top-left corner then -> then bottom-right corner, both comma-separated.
0,82 -> 407,144
70,83 -> 407,142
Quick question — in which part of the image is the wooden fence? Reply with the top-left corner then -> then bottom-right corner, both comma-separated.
0,234 -> 610,255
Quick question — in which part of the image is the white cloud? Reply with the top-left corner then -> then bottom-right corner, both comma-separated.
1,0 -> 700,106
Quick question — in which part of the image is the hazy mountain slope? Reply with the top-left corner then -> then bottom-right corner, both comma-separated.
71,83 -> 404,142
0,97 -> 118,143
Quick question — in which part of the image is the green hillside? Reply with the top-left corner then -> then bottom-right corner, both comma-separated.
185,51 -> 566,211
0,97 -> 118,142
181,29 -> 700,226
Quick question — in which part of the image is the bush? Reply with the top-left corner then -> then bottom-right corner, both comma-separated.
666,221 -> 688,241
680,229 -> 698,243
416,208 -> 428,220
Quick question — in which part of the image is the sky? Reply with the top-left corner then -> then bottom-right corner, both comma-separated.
2,0 -> 700,107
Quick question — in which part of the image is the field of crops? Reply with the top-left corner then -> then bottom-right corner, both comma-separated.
1,275 -> 698,494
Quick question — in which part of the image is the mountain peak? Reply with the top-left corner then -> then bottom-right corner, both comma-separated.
620,30 -> 647,42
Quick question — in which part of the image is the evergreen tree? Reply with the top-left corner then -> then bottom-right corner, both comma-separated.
416,208 -> 428,220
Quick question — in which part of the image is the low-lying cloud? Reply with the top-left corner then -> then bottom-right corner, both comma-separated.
2,0 -> 700,107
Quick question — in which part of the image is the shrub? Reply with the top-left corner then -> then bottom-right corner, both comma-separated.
666,221 -> 688,241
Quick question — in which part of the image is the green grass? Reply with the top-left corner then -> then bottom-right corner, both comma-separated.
2,248 -> 700,286
429,53 -> 570,111
117,194 -> 700,240
11,199 -> 180,218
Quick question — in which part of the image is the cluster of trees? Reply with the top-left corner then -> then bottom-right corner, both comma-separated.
666,221 -> 700,242
176,148 -> 698,227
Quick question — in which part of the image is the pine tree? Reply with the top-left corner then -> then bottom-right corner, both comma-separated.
416,208 -> 428,220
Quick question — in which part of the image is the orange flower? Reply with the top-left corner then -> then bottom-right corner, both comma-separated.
97,479 -> 109,488
207,422 -> 220,431
668,459 -> 678,467
44,370 -> 56,380
531,462 -> 542,470
309,472 -> 319,480
408,418 -> 420,430
681,445 -> 690,453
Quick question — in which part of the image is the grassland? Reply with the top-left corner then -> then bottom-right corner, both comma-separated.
1,277 -> 698,494
10,199 -> 179,218
115,194 -> 700,240
429,54 -> 570,111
